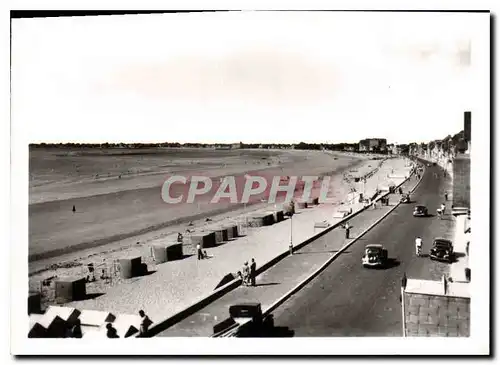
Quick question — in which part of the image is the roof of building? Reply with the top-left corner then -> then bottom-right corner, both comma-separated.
404,278 -> 470,298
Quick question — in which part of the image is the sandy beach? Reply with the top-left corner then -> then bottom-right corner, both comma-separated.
29,148 -> 373,262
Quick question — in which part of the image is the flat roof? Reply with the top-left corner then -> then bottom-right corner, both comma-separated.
404,278 -> 470,298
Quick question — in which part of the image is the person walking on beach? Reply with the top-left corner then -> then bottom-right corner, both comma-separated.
250,258 -> 257,287
197,243 -> 203,260
106,323 -> 119,338
72,205 -> 76,213
243,262 -> 250,286
139,310 -> 152,335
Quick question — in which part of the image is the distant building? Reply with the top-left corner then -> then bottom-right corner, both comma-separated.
231,142 -> 242,150
359,138 -> 387,152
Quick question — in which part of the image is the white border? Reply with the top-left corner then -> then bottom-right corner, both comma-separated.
6,1 -> 493,357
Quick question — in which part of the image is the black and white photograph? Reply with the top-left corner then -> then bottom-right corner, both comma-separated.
8,4 -> 491,356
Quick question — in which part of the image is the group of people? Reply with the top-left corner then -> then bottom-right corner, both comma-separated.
238,258 -> 257,286
196,243 -> 211,260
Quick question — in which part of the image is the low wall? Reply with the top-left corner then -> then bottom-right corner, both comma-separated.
403,292 -> 470,337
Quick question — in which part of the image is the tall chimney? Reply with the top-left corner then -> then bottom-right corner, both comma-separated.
464,111 -> 471,154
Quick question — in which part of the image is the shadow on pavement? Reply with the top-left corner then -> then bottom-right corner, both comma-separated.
383,258 -> 401,269
70,292 -> 105,302
136,270 -> 157,277
238,315 -> 295,337
255,282 -> 280,287
294,250 -> 349,255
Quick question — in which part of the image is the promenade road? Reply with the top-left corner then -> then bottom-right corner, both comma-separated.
269,164 -> 455,336
157,161 -> 415,337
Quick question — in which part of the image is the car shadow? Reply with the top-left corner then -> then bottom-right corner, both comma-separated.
238,315 -> 295,337
377,258 -> 401,270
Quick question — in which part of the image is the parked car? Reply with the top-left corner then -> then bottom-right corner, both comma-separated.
362,244 -> 388,268
413,205 -> 428,217
429,238 -> 454,263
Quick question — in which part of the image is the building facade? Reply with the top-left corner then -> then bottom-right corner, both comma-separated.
359,138 -> 387,152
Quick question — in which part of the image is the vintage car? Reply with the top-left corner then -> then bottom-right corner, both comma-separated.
429,238 -> 454,263
362,244 -> 388,268
413,205 -> 428,217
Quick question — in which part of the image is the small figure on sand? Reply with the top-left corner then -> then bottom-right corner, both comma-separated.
197,243 -> 203,260
139,310 -> 152,335
242,262 -> 251,286
106,323 -> 119,338
250,258 -> 257,287
72,205 -> 76,213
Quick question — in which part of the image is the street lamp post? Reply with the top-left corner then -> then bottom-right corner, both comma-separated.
289,213 -> 294,255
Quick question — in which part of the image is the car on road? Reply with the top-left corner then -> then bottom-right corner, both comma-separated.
362,244 -> 388,268
429,238 -> 454,263
413,205 -> 428,217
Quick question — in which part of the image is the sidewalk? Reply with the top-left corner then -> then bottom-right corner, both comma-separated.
65,158 -> 410,323
159,172 -> 419,336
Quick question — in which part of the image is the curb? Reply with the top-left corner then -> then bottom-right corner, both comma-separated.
144,163 -> 415,337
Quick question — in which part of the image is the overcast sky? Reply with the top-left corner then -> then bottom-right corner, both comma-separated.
11,11 -> 487,144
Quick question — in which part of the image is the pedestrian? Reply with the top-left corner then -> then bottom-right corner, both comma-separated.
139,310 -> 152,335
415,236 -> 423,256
72,205 -> 76,213
345,222 -> 351,239
440,203 -> 446,216
106,323 -> 119,338
197,243 -> 203,260
250,258 -> 257,287
243,262 -> 250,286
177,232 -> 184,243
444,192 -> 448,201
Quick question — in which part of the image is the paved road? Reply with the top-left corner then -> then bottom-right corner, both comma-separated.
269,163 -> 455,336
156,162 -> 412,337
